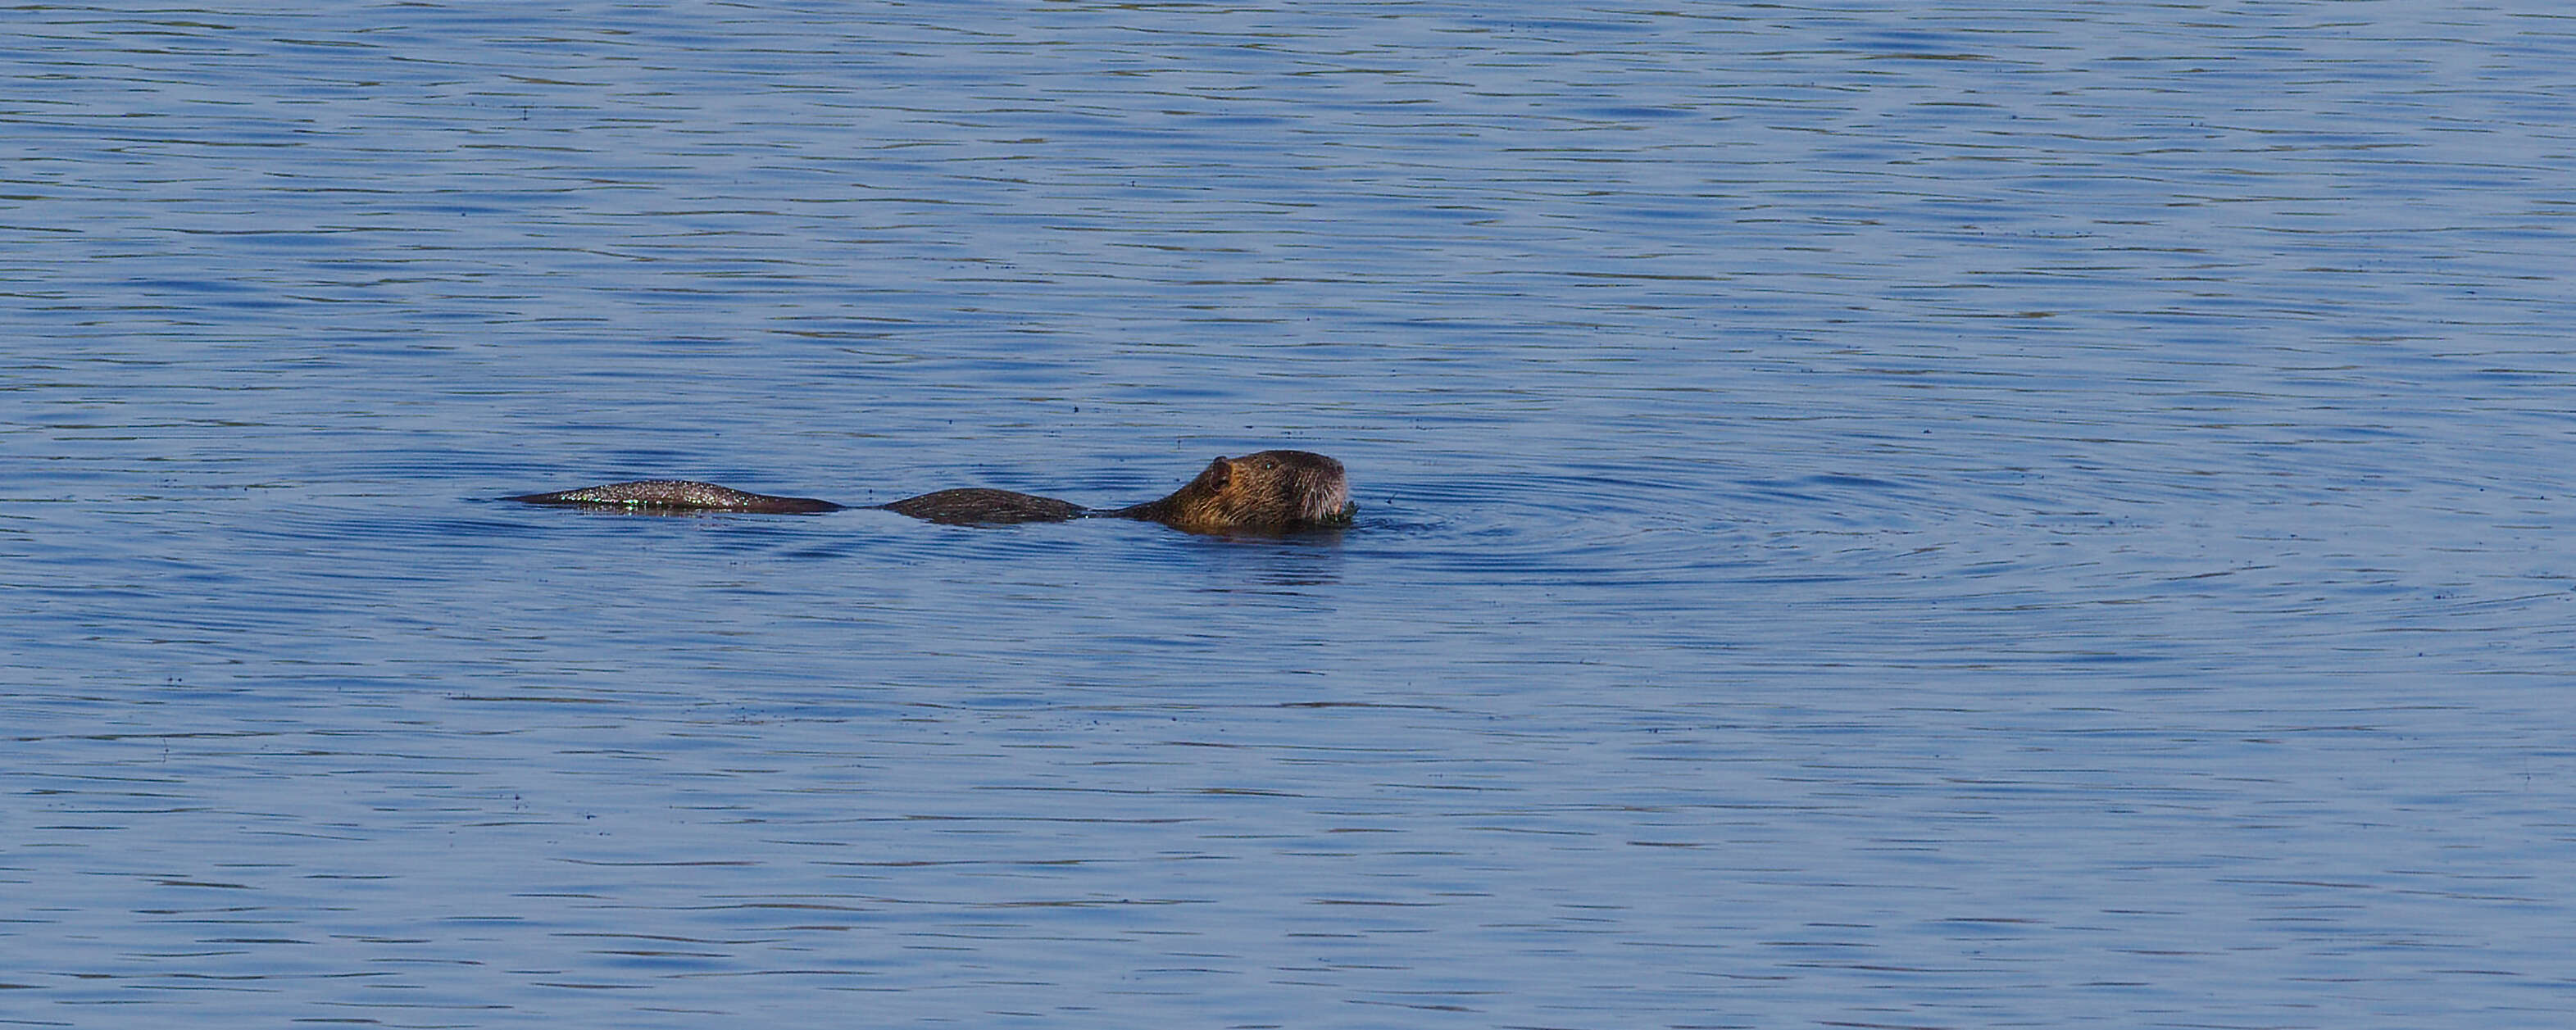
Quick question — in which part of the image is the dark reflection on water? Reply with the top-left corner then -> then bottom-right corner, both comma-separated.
9,1 -> 2576,1028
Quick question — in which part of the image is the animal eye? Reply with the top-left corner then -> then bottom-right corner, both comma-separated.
1261,460 -> 1279,470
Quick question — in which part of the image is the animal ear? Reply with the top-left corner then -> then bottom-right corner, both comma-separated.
1202,456 -> 1233,489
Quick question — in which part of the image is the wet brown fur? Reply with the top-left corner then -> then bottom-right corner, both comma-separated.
1103,451 -> 1355,534
506,451 -> 1355,533
878,488 -> 1085,525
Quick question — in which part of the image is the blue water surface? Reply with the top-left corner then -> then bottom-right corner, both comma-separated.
7,2 -> 2575,1028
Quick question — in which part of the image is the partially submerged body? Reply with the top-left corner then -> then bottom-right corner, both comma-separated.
506,451 -> 1356,534
1098,451 -> 1355,534
876,488 -> 1086,525
503,479 -> 843,515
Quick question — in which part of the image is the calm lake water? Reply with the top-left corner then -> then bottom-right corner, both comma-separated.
7,2 -> 2575,1027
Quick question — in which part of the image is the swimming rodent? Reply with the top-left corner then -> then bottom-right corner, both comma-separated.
506,451 -> 1356,534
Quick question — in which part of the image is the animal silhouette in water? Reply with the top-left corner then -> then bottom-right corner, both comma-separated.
508,451 -> 1355,534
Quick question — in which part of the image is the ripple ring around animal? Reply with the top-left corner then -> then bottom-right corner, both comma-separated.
505,451 -> 1356,534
